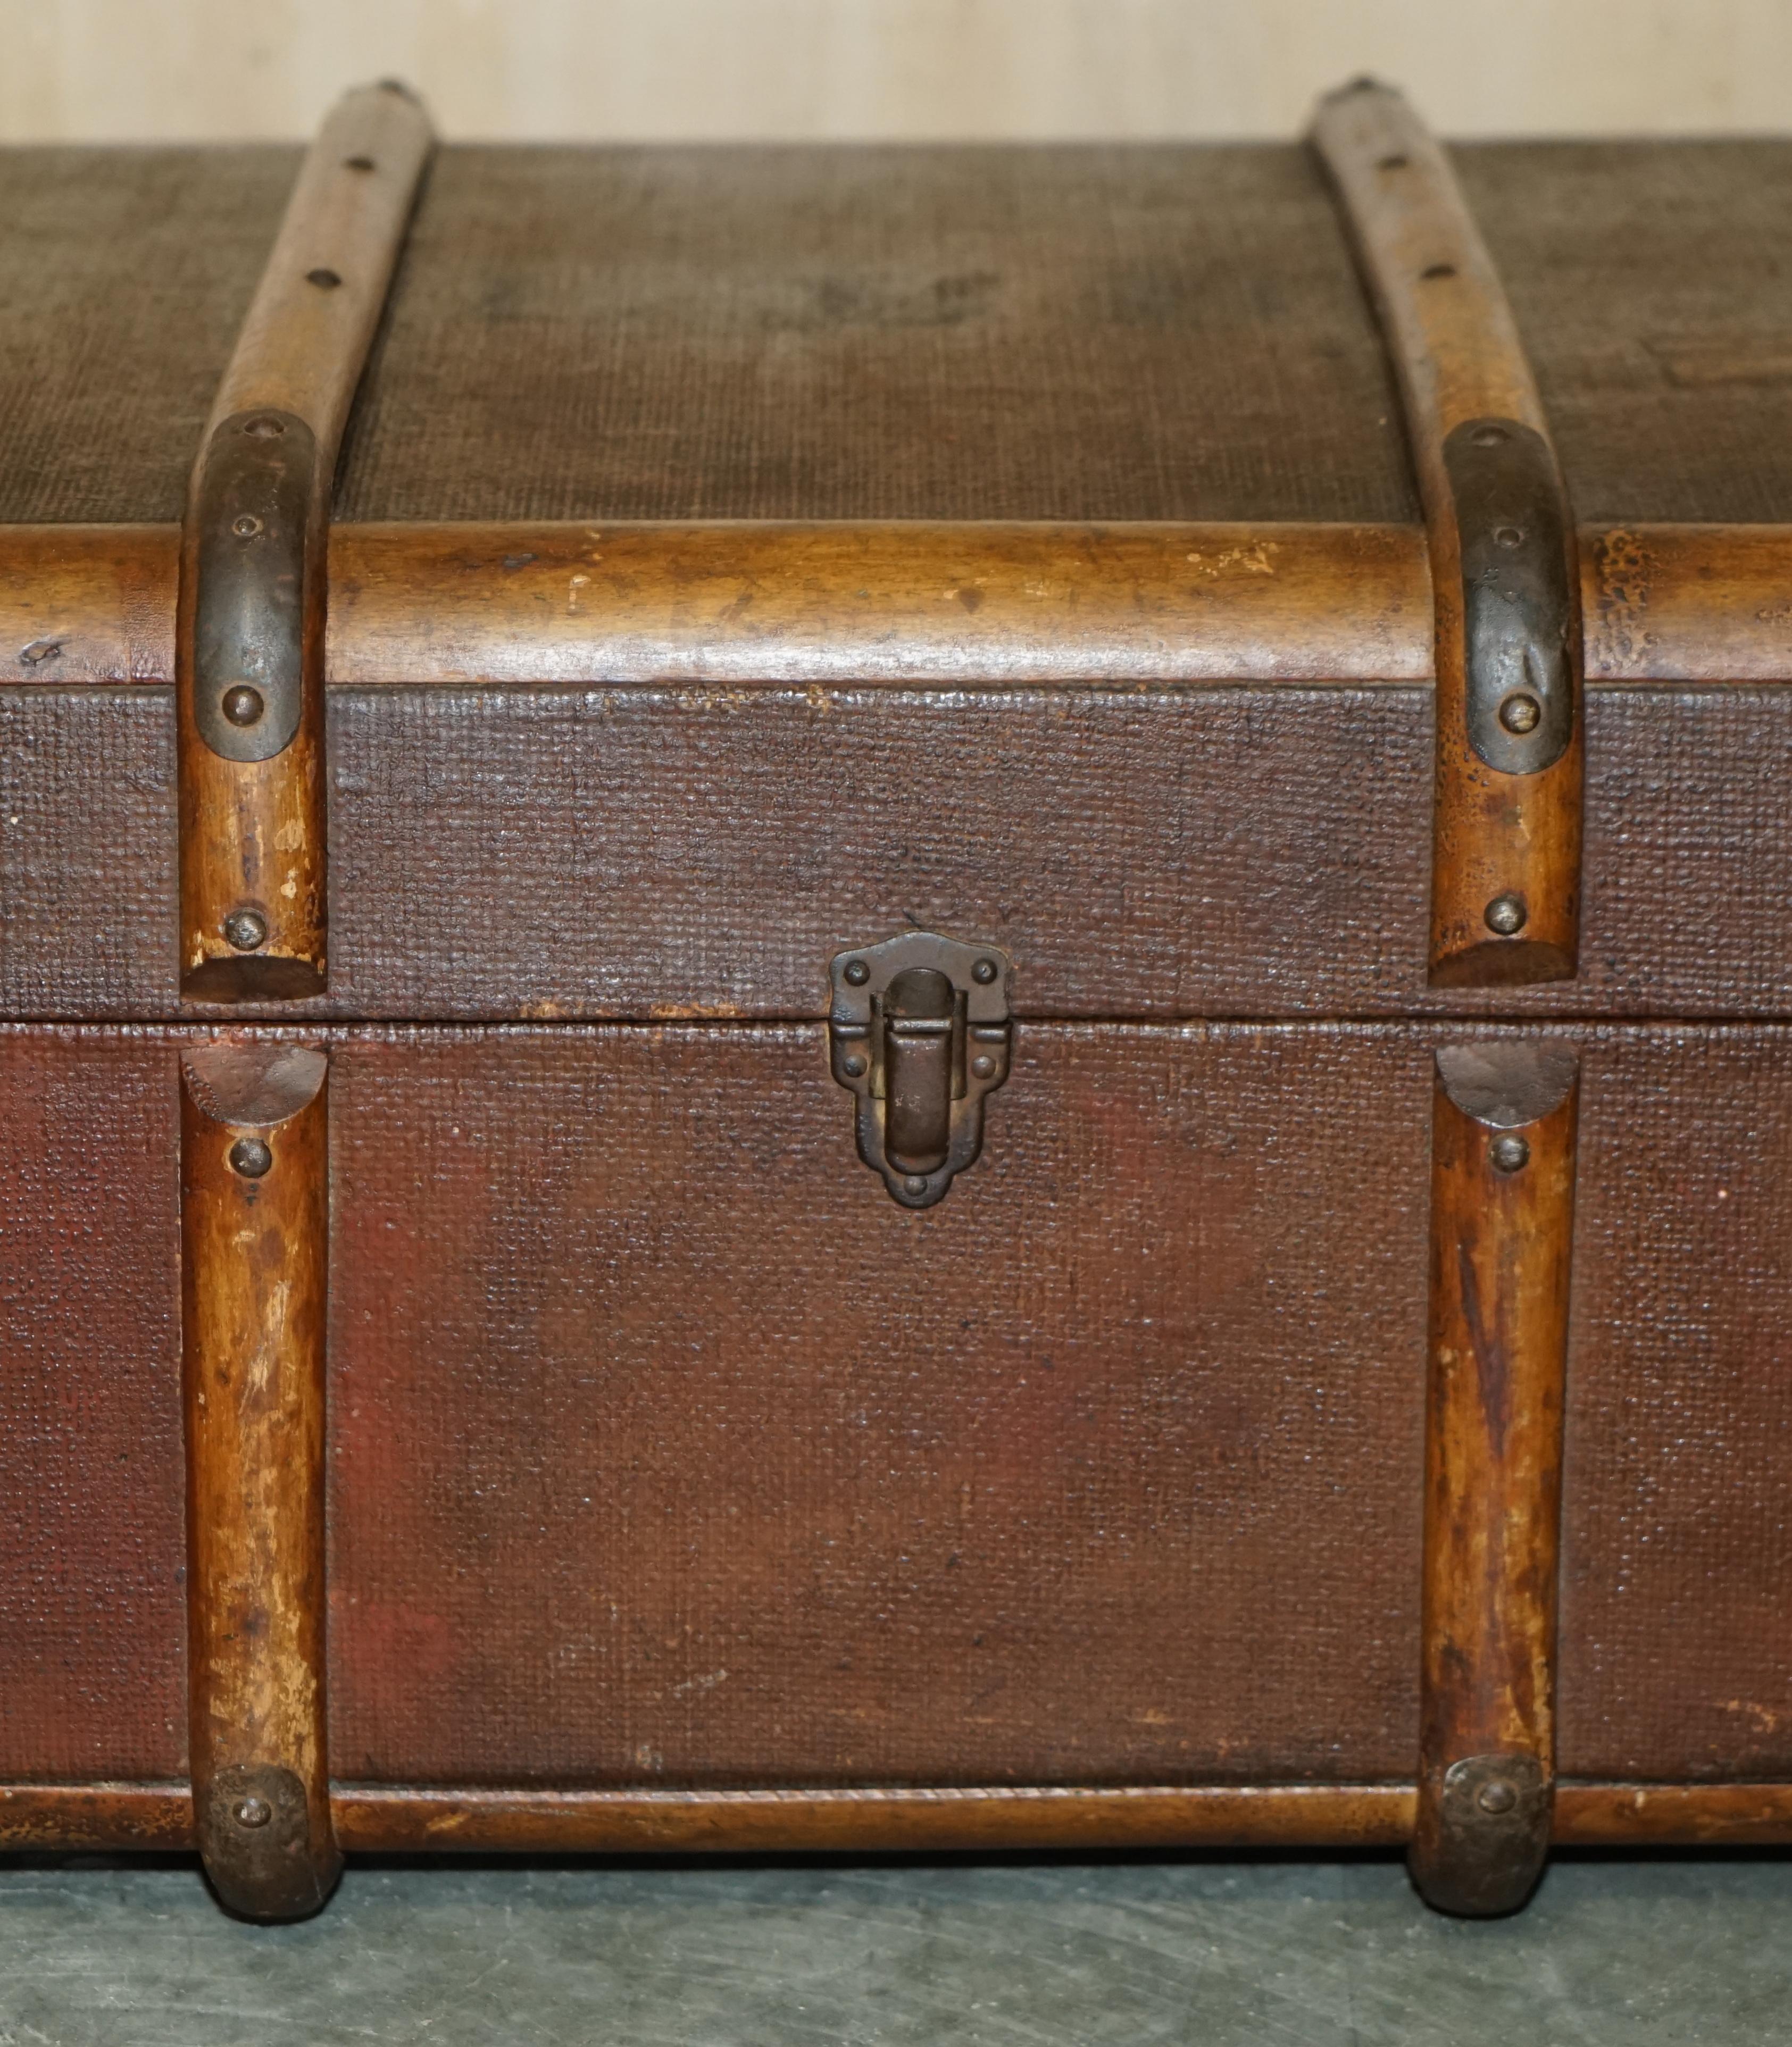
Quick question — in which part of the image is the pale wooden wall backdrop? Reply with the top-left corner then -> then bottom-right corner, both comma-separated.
2,0 -> 1790,141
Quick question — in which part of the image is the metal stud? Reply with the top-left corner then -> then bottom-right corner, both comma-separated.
1498,694 -> 1541,734
230,1138 -> 273,1179
841,1055 -> 867,1078
903,1175 -> 928,1198
972,958 -> 998,984
1490,1133 -> 1530,1175
1484,892 -> 1528,936
1476,1776 -> 1519,1816
232,1796 -> 273,1829
843,959 -> 870,985
223,908 -> 269,952
222,686 -> 265,727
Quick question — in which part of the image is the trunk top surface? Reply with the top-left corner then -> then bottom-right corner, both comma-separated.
3,140 -> 1791,528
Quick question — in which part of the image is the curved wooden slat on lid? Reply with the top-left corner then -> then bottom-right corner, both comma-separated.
177,82 -> 433,1003
1312,79 -> 1583,989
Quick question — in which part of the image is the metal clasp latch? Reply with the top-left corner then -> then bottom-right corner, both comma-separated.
829,931 -> 1013,1208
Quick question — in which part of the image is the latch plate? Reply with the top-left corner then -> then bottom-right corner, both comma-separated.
828,931 -> 1013,1209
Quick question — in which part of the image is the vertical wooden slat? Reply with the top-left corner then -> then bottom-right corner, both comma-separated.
1311,79 -> 1583,989
178,81 -> 432,1002
180,1041 -> 336,1919
1412,1040 -> 1579,1914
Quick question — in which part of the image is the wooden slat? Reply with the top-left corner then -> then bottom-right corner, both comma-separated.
177,84 -> 432,1004
1411,1042 -> 1579,1915
180,1041 -> 337,1919
1312,81 -> 1584,989
5,520 -> 1792,688
6,1780 -> 1792,1854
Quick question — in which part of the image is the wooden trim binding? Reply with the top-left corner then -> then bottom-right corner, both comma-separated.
6,1781 -> 1792,1855
177,83 -> 433,1005
180,1042 -> 337,1919
1312,81 -> 1584,990
5,521 -> 1790,689
1414,1043 -> 1579,1916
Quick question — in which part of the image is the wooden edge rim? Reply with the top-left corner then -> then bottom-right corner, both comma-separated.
5,1782 -> 1792,1854
6,521 -> 1792,690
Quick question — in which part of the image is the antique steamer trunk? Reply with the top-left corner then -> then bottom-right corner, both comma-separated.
3,78 -> 1791,1919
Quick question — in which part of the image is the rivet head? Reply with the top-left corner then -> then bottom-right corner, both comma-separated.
1472,424 -> 1507,446
221,685 -> 264,727
902,1175 -> 928,1197
232,1795 -> 273,1829
1499,692 -> 1541,734
1484,892 -> 1528,936
306,266 -> 343,289
841,1054 -> 867,1078
231,513 -> 263,539
1490,1133 -> 1531,1175
1476,1776 -> 1519,1816
843,959 -> 870,986
1494,524 -> 1526,549
971,1054 -> 996,1079
972,958 -> 998,985
230,1137 -> 273,1179
243,414 -> 286,439
223,908 -> 268,952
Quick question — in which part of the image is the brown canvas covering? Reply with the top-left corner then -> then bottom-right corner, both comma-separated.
6,1024 -> 1790,1789
2,95 -> 1790,1915
5,141 -> 1792,527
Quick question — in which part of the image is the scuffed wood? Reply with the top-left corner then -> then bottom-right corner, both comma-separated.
1312,81 -> 1583,988
1411,1041 -> 1579,1915
3,520 -> 1792,687
177,85 -> 434,1002
181,1040 -> 338,1919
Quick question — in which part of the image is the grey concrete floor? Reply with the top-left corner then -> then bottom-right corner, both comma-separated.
1,1852 -> 1787,2045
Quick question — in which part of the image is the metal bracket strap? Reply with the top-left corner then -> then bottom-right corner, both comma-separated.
1310,79 -> 1584,989
177,81 -> 434,1004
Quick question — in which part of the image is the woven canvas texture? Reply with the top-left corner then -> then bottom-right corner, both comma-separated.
4,139 -> 1792,527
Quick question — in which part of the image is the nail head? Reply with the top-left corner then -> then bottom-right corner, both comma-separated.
1484,892 -> 1528,937
844,959 -> 870,986
232,1795 -> 273,1829
230,1137 -> 273,1179
1490,1133 -> 1531,1175
223,908 -> 268,952
1476,1777 -> 1519,1816
1499,692 -> 1542,734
